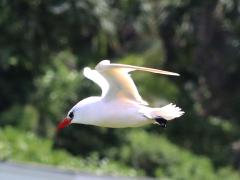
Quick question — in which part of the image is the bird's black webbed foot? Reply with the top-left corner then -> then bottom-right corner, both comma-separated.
155,117 -> 167,128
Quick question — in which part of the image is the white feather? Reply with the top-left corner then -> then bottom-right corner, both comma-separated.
152,103 -> 184,120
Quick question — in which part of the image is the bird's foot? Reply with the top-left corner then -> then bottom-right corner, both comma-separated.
155,117 -> 167,128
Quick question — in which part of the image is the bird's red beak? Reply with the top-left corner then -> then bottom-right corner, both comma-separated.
57,118 -> 71,131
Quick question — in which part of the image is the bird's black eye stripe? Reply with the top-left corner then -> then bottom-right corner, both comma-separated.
69,111 -> 74,119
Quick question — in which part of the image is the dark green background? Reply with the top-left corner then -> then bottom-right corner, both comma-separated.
0,0 -> 239,178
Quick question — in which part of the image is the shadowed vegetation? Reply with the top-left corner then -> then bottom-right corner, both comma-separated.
0,0 -> 239,178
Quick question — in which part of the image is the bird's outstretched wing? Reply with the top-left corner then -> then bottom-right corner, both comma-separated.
83,67 -> 109,97
84,60 -> 179,104
97,60 -> 180,76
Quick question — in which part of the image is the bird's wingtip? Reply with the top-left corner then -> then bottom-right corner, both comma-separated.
167,72 -> 180,76
83,67 -> 91,75
96,60 -> 111,70
98,60 -> 111,65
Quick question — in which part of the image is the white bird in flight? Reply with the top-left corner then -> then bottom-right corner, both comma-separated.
58,60 -> 184,130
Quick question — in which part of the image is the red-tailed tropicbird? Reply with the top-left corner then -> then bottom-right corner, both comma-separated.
58,60 -> 184,130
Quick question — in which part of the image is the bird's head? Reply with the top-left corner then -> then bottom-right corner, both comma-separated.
57,97 -> 100,131
57,109 -> 76,131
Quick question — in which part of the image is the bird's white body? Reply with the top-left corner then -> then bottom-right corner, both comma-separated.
59,60 -> 184,129
71,96 -> 151,128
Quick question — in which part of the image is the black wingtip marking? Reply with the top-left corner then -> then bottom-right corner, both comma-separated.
155,117 -> 167,128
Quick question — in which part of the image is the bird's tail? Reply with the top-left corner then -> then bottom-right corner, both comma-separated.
140,103 -> 184,121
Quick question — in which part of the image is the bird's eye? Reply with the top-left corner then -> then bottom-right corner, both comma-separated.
69,111 -> 74,119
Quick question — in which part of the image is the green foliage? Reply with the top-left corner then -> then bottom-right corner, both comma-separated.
0,127 -> 138,176
1,126 -> 239,179
0,0 -> 240,178
0,104 -> 38,131
34,51 -> 81,116
108,130 -> 240,179
32,51 -> 83,136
